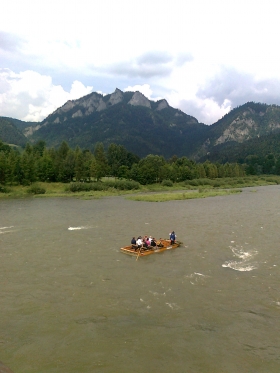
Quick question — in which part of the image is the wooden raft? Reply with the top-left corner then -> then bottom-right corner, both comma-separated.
120,239 -> 181,257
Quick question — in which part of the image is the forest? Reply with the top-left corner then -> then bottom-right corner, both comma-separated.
3,139 -> 274,189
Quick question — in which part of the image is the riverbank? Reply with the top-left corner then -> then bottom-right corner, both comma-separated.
0,175 -> 279,201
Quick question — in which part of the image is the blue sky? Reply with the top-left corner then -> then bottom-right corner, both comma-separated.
1,0 -> 280,124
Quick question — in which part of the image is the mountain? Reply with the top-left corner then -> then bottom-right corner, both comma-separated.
0,117 -> 27,147
23,88 -> 209,158
199,131 -> 280,163
195,102 -> 280,160
1,90 -> 280,161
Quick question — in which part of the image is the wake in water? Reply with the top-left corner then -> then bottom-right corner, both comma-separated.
0,226 -> 14,234
222,245 -> 258,272
185,272 -> 210,285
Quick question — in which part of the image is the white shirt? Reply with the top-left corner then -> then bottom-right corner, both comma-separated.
136,238 -> 143,246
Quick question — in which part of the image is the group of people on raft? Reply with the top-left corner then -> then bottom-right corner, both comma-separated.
130,231 -> 176,251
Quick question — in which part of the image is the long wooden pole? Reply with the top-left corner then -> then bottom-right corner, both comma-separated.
136,247 -> 141,261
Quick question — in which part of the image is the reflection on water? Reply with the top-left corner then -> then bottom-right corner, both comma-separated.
1,186 -> 280,373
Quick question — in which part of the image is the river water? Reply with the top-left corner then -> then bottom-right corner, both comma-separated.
1,186 -> 280,373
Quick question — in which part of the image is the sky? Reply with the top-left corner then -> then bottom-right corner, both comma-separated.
1,0 -> 280,124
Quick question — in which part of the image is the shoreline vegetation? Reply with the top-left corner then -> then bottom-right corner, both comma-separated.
0,175 -> 279,202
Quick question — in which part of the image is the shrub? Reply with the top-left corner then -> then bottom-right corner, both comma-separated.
213,182 -> 224,187
0,185 -> 10,193
103,179 -> 140,190
68,180 -> 140,192
198,178 -> 212,185
27,184 -> 46,194
161,179 -> 173,187
68,182 -> 105,192
187,179 -> 199,186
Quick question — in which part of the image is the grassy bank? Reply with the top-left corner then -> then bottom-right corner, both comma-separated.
0,175 -> 279,201
126,189 -> 242,202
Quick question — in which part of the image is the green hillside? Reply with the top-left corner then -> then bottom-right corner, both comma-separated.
199,131 -> 280,163
0,117 -> 27,146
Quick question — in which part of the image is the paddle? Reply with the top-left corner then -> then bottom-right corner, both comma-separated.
136,247 -> 141,261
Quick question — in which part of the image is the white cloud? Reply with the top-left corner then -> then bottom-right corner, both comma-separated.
124,84 -> 163,103
0,69 -> 93,121
69,80 -> 93,100
1,0 -> 280,124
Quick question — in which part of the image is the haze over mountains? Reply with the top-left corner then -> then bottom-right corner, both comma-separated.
1,88 -> 280,162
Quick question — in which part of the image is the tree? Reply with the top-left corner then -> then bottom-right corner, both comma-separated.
55,143 -> 75,182
58,141 -> 70,160
20,151 -> 36,184
263,154 -> 275,174
0,151 -> 7,184
7,149 -> 22,184
196,163 -> 206,178
107,143 -> 130,177
203,161 -> 218,178
36,149 -> 56,182
136,155 -> 166,184
91,143 -> 109,180
90,157 -> 105,181
33,140 -> 46,157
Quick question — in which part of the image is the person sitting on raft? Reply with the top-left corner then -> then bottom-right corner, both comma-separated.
156,238 -> 164,247
145,237 -> 151,247
131,237 -> 138,250
136,236 -> 143,249
150,237 -> 157,249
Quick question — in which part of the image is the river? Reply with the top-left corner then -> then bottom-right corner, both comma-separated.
1,185 -> 280,372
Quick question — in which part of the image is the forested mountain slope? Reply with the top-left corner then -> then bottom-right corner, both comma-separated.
0,117 -> 27,146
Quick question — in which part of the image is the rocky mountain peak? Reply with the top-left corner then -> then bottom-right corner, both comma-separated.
128,91 -> 151,109
156,99 -> 169,111
108,88 -> 124,106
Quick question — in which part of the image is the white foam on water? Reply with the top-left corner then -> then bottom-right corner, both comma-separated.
68,226 -> 89,231
185,272 -> 210,285
166,302 -> 180,310
0,230 -> 14,234
222,262 -> 257,272
230,246 -> 258,260
222,245 -> 258,272
185,272 -> 209,278
149,290 -> 166,297
139,298 -> 151,309
0,226 -> 15,234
